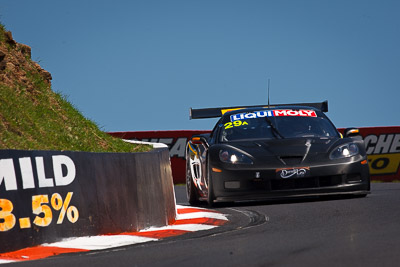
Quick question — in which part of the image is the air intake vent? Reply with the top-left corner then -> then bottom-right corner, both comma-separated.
279,156 -> 303,165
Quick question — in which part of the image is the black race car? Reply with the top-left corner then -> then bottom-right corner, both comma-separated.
185,101 -> 370,206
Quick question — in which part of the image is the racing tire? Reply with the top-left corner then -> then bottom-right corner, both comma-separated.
186,156 -> 200,206
207,160 -> 215,207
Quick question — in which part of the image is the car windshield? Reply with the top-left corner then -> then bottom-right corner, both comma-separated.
218,109 -> 339,142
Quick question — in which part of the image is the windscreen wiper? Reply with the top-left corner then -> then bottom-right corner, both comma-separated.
265,117 -> 285,139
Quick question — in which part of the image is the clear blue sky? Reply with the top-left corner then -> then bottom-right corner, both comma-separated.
1,0 -> 399,131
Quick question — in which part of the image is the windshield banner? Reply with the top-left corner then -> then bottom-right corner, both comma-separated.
230,109 -> 317,121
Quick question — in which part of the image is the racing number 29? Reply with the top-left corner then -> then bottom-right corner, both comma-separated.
224,120 -> 248,129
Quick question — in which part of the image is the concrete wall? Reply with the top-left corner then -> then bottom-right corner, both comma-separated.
0,148 -> 176,253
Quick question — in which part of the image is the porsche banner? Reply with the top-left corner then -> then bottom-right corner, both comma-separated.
354,127 -> 400,181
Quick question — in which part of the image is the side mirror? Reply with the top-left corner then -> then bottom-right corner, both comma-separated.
191,135 -> 209,147
344,128 -> 360,138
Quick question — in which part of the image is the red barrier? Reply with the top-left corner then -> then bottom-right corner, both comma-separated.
109,126 -> 400,183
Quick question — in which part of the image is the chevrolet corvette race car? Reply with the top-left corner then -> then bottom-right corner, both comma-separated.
186,101 -> 370,206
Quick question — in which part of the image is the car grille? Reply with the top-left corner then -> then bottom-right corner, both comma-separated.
270,175 -> 343,191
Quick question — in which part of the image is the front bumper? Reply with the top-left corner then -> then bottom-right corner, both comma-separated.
210,159 -> 370,202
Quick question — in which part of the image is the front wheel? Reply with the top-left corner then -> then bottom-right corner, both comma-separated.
186,157 -> 200,205
207,163 -> 215,207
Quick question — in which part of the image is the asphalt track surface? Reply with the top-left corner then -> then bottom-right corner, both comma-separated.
10,183 -> 400,267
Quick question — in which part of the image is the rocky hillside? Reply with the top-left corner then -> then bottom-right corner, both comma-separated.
0,24 -> 148,152
0,30 -> 52,90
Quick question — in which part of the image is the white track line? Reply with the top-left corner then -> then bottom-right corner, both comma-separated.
42,235 -> 157,250
176,211 -> 228,221
141,223 -> 217,232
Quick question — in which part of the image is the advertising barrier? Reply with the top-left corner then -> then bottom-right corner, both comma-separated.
109,126 -> 400,183
340,127 -> 400,182
110,131 -> 210,184
0,148 -> 175,253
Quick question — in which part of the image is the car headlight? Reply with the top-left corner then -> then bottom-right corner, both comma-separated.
330,143 -> 359,159
219,149 -> 253,164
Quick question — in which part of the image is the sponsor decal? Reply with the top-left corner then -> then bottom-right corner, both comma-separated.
367,154 -> 399,175
230,109 -> 317,121
276,167 -> 310,179
364,133 -> 400,176
0,192 -> 79,232
0,155 -> 79,232
364,134 -> 400,155
138,137 -> 188,158
0,155 -> 76,191
221,108 -> 246,115
224,120 -> 248,129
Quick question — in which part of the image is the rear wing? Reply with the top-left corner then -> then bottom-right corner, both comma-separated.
190,100 -> 328,119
